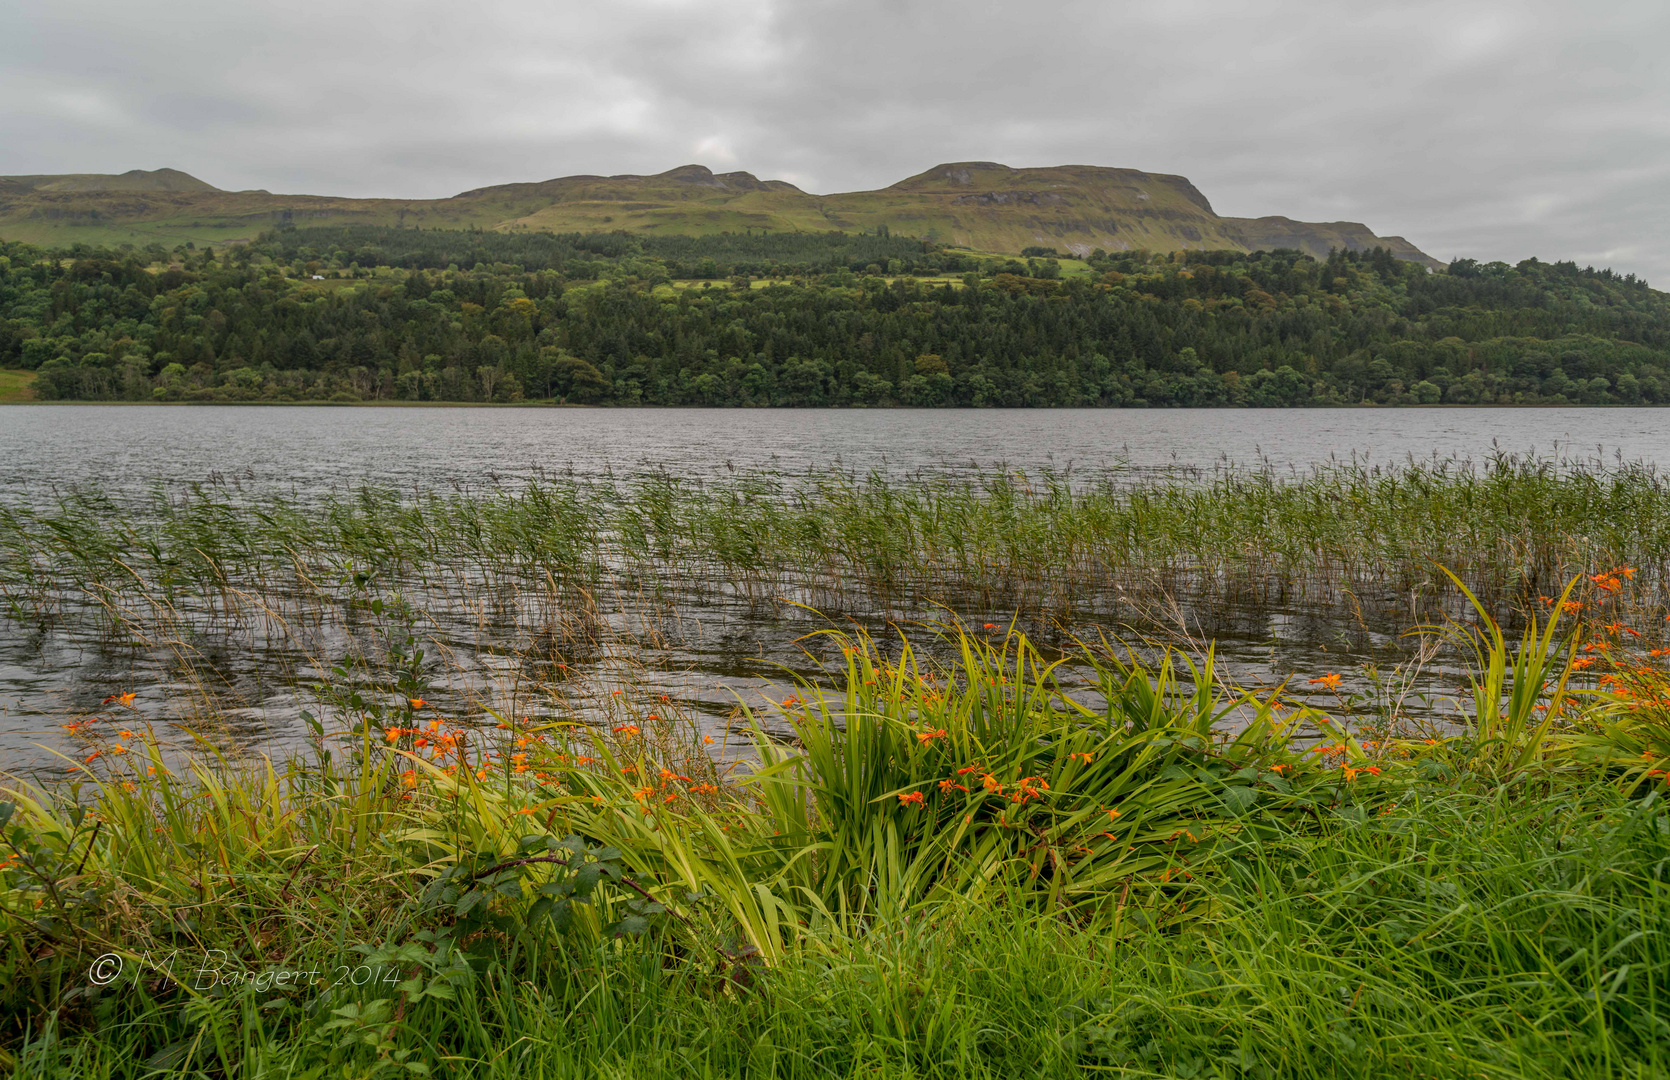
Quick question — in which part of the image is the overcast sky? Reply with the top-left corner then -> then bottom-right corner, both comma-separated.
2,0 -> 1667,280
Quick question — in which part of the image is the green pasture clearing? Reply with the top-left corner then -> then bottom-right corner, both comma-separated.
0,369 -> 34,402
0,217 -> 271,251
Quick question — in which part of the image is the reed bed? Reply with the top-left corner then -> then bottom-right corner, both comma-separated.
5,452 -> 1669,777
4,454 -> 1670,651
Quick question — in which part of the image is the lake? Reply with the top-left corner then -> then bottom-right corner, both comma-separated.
1,404 -> 1666,774
2,405 -> 1666,498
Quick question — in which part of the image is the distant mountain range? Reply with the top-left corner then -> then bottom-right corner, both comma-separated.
0,161 -> 1440,266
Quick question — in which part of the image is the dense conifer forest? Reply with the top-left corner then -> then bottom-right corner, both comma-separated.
2,226 -> 1665,405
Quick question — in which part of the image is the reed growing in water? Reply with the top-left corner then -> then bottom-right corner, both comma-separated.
4,453 -> 1669,650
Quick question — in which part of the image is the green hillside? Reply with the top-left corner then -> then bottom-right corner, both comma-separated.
0,167 -> 222,194
0,161 -> 1438,265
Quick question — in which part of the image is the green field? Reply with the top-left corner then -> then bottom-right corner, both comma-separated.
0,369 -> 34,402
0,218 -> 284,252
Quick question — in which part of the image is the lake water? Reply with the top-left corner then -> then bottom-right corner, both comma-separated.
2,404 -> 1666,774
2,405 -> 1665,499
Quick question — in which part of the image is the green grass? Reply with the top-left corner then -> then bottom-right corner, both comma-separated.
4,608 -> 1669,1077
0,370 -> 33,403
0,219 -> 277,251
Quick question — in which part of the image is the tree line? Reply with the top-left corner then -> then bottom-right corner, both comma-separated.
222,225 -> 972,281
2,228 -> 1666,407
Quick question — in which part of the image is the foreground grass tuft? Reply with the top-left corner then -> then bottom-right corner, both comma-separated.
4,605 -> 1670,1076
9,784 -> 1666,1078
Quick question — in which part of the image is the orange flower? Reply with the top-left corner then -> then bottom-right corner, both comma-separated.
897,791 -> 925,807
1589,571 -> 1623,593
408,698 -> 427,709
703,735 -> 714,745
1572,657 -> 1596,670
1307,673 -> 1343,691
982,623 -> 997,630
980,774 -> 1003,794
1009,776 -> 1048,803
916,728 -> 947,744
613,724 -> 640,737
1069,752 -> 1094,764
938,778 -> 969,795
102,691 -> 137,707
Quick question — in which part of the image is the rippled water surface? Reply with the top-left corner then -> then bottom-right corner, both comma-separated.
2,404 -> 1665,773
4,405 -> 1668,496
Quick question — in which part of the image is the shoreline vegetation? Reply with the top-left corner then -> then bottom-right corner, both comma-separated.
3,458 -> 1670,1075
2,225 -> 1666,408
7,454 -> 1670,652
4,589 -> 1670,1077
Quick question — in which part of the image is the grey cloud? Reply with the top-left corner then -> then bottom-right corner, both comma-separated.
1,0 -> 1667,280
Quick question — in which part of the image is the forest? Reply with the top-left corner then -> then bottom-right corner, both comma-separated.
2,225 -> 1666,406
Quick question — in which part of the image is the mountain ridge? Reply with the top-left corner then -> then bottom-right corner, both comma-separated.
0,167 -> 221,193
0,161 -> 1440,266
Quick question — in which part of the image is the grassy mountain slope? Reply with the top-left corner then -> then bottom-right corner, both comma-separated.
825,161 -> 1240,254
0,161 -> 1439,265
0,167 -> 223,193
